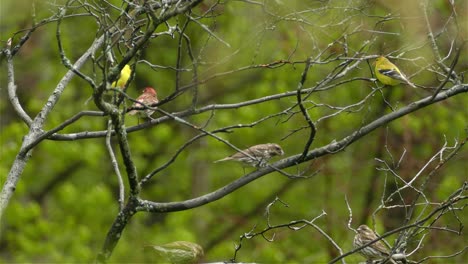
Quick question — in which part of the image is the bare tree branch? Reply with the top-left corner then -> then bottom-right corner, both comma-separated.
0,31 -> 106,222
5,38 -> 33,126
106,120 -> 125,211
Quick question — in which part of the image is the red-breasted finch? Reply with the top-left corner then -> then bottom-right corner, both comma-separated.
128,87 -> 159,118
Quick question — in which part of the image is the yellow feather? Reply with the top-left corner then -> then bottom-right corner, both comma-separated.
112,64 -> 132,88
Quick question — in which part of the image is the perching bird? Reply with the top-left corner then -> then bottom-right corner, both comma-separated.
374,56 -> 416,88
353,225 -> 397,264
128,87 -> 159,118
112,64 -> 132,88
214,143 -> 284,168
84,64 -> 132,105
144,241 -> 204,264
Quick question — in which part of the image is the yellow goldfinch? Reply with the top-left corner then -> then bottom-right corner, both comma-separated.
374,56 -> 416,88
111,64 -> 132,88
84,64 -> 132,105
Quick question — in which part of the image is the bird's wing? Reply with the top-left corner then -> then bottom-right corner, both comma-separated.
230,150 -> 249,159
246,146 -> 267,159
128,98 -> 144,115
132,98 -> 145,108
379,68 -> 416,88
214,149 -> 248,163
378,67 -> 405,81
374,240 -> 391,255
142,95 -> 158,106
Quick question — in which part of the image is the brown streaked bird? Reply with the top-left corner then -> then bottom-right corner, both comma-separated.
353,225 -> 398,264
214,143 -> 284,168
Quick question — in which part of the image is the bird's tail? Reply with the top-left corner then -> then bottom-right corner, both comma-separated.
391,253 -> 407,263
400,73 -> 417,88
213,157 -> 231,163
406,80 -> 417,89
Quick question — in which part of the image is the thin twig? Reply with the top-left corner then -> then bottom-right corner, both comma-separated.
106,119 -> 125,211
296,57 -> 316,160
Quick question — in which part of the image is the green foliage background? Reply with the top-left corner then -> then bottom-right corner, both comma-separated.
1,0 -> 467,262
